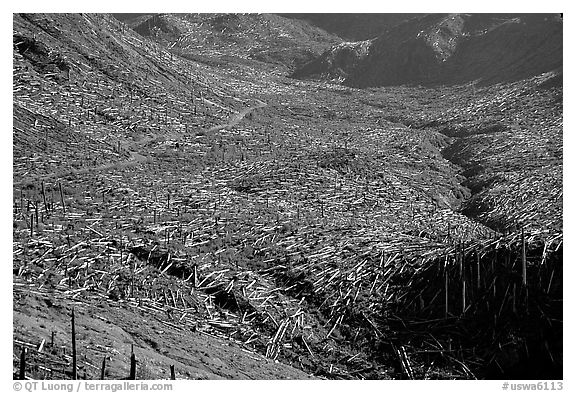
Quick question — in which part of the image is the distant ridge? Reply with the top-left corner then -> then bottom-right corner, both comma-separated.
278,14 -> 423,40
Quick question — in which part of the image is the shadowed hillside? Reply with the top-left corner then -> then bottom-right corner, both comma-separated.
293,14 -> 562,87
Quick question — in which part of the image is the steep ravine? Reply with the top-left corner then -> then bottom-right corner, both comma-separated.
439,131 -> 500,230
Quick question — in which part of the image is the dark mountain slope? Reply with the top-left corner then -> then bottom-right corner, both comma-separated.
292,13 -> 454,83
293,14 -> 562,87
438,14 -> 563,85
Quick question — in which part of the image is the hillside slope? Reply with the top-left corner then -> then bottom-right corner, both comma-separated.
13,12 -> 312,379
13,12 -> 259,181
118,13 -> 342,70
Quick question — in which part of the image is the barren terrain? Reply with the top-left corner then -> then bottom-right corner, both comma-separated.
13,13 -> 562,380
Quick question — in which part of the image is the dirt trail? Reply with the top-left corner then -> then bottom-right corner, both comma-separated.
207,99 -> 267,132
13,100 -> 267,187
